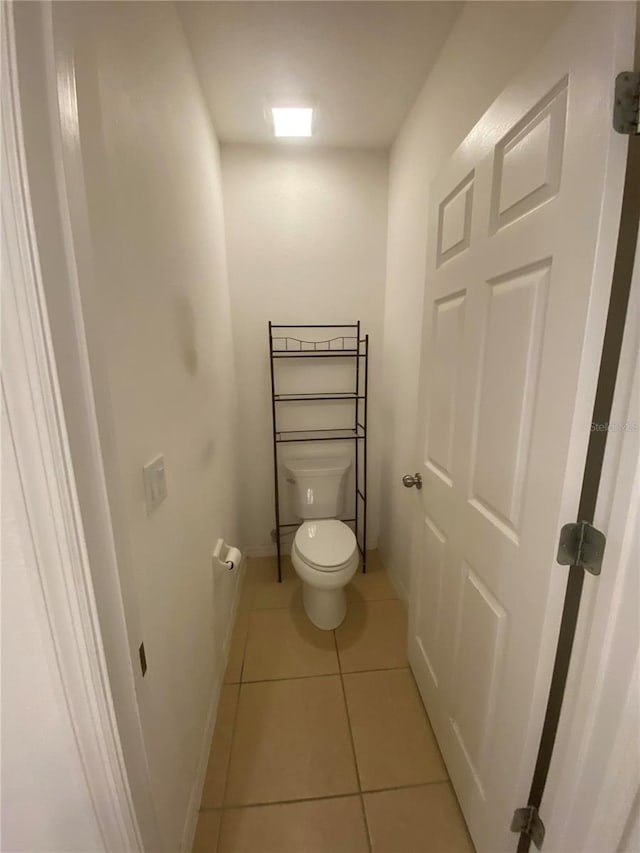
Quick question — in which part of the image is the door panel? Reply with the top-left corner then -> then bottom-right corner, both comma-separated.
408,4 -> 634,850
415,515 -> 447,686
470,261 -> 550,535
426,292 -> 466,484
449,564 -> 507,792
437,173 -> 475,265
491,81 -> 567,231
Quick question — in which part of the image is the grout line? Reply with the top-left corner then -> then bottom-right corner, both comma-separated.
235,606 -> 255,686
360,778 -> 450,795
358,788 -> 372,852
244,570 -> 257,612
235,665 -> 410,686
336,663 -> 410,677
212,790 -> 361,811
241,670 -> 340,685
199,778 -> 454,813
332,628 -> 373,853
215,578 -> 252,853
238,672 -> 342,688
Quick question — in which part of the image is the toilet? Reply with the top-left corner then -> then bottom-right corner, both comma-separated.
284,456 -> 359,630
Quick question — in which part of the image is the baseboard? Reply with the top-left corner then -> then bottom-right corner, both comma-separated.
244,544 -> 276,557
180,668 -> 221,853
388,568 -> 409,608
377,544 -> 409,608
244,543 -> 291,558
180,557 -> 247,852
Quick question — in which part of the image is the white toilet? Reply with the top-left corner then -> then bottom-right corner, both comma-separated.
284,456 -> 359,630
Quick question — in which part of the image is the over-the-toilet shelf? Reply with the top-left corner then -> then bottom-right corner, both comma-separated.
268,322 -> 368,582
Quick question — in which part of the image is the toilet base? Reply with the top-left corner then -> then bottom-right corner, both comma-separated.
290,537 -> 359,631
302,583 -> 347,630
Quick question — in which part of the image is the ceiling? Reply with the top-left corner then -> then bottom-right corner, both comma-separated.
177,2 -> 463,149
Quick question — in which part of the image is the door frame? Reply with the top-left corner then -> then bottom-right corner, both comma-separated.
2,2 -> 157,848
541,209 -> 640,850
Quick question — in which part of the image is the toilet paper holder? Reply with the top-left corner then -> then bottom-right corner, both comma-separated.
213,539 -> 242,571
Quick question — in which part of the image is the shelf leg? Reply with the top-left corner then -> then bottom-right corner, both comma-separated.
269,321 -> 282,583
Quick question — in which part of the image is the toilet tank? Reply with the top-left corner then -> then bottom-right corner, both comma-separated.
284,456 -> 351,520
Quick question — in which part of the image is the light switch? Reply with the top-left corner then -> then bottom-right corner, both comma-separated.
143,454 -> 167,514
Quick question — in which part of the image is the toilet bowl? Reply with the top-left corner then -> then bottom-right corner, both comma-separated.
284,456 -> 359,629
290,519 -> 359,630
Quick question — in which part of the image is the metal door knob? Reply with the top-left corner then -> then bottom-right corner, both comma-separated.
402,473 -> 422,490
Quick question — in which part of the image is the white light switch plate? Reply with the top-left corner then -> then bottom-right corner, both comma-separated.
143,454 -> 167,514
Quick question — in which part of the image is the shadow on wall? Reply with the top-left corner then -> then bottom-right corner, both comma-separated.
174,293 -> 199,376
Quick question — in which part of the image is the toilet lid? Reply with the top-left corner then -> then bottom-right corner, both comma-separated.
294,520 -> 357,571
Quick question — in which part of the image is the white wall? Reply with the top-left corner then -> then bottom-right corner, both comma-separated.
221,145 -> 388,553
42,3 -> 240,848
378,0 -> 573,600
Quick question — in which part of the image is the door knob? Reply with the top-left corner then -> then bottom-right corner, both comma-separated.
402,473 -> 422,490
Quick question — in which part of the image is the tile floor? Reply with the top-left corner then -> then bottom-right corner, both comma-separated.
194,552 -> 474,853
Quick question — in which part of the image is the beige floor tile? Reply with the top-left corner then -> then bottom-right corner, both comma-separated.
225,608 -> 250,684
193,809 -> 221,853
200,685 -> 240,808
346,551 -> 398,602
344,669 -> 447,790
336,599 -> 407,672
218,797 -> 369,853
242,607 -> 339,681
225,676 -> 358,805
250,556 -> 303,610
364,783 -> 475,852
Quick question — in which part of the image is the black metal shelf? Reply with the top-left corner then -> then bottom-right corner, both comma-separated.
271,328 -> 362,358
278,517 -> 357,529
273,349 -> 366,359
269,321 -> 368,582
272,350 -> 364,359
276,427 -> 365,444
274,392 -> 365,402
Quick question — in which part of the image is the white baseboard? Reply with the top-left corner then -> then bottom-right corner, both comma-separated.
244,544 -> 276,557
180,670 -> 221,853
244,543 -> 291,558
180,558 -> 247,852
388,568 -> 409,608
377,544 -> 409,608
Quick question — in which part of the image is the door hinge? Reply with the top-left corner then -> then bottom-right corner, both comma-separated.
557,521 -> 606,576
511,805 -> 545,850
613,71 -> 640,135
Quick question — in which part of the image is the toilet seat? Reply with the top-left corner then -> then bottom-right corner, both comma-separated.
294,519 -> 357,572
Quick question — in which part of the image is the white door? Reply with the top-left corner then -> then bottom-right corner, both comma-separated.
407,4 -> 635,851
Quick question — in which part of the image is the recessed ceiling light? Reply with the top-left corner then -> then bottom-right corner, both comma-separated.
272,107 -> 313,138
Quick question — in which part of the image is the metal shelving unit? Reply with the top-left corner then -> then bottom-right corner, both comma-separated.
269,322 -> 368,582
